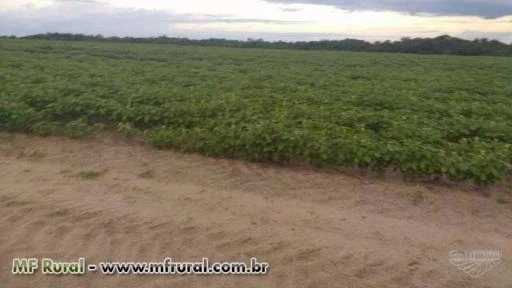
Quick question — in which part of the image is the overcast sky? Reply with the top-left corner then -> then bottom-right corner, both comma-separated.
0,0 -> 511,42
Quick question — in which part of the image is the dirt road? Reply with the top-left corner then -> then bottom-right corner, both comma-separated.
1,133 -> 511,288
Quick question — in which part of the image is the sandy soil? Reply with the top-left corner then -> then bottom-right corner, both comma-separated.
1,133 -> 511,288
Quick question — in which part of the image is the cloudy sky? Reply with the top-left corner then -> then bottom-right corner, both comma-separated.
0,0 -> 511,42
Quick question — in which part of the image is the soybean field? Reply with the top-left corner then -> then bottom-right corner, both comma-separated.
1,39 -> 512,184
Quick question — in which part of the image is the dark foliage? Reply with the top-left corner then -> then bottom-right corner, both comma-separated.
3,33 -> 511,56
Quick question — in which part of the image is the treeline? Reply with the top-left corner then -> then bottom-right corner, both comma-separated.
3,33 -> 512,56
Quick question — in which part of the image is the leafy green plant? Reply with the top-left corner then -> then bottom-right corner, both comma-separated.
117,122 -> 140,138
63,119 -> 92,139
31,121 -> 60,136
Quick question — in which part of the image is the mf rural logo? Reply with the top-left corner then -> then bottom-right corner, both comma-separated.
449,250 -> 502,278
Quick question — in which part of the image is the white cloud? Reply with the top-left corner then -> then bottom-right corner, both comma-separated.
265,0 -> 512,18
0,0 -> 511,42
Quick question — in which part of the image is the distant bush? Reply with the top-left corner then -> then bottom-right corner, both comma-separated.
17,33 -> 512,57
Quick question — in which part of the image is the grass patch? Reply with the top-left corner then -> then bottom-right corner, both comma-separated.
76,169 -> 107,179
496,196 -> 509,205
407,189 -> 425,206
138,170 -> 155,179
408,259 -> 420,272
